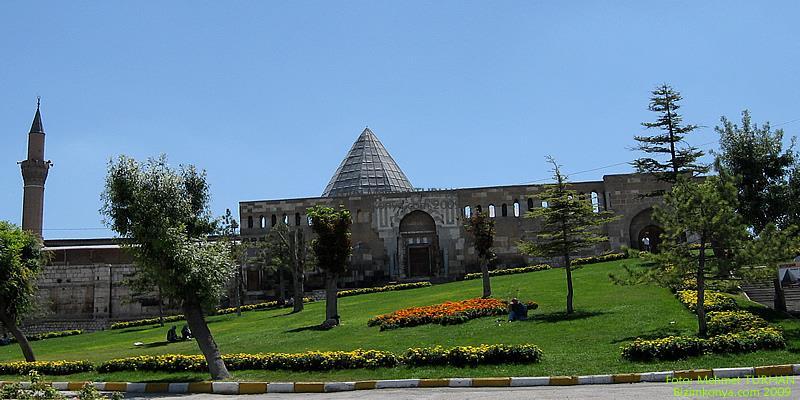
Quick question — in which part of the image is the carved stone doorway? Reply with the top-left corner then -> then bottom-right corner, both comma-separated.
399,210 -> 439,278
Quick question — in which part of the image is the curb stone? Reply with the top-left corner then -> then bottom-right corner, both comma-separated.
13,363 -> 799,395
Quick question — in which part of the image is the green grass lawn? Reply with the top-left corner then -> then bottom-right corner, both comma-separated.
1,259 -> 798,382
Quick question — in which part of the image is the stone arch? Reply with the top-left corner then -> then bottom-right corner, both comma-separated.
629,208 -> 663,252
399,210 -> 439,278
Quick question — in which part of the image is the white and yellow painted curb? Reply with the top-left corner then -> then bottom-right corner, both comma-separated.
1,364 -> 798,394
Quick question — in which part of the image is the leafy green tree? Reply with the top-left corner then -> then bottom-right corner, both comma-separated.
715,110 -> 798,232
464,211 -> 495,298
259,223 -> 310,313
101,155 -> 234,379
518,157 -> 618,314
652,176 -> 750,337
0,221 -> 44,362
307,205 -> 351,325
632,84 -> 708,190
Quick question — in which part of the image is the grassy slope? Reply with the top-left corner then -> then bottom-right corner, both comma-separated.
1,259 -> 798,382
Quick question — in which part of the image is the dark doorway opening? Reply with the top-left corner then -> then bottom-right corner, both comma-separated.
408,246 -> 431,277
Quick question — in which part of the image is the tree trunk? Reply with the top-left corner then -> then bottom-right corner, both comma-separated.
480,257 -> 491,298
325,273 -> 339,324
157,287 -> 164,327
292,228 -> 305,313
0,313 -> 35,362
235,262 -> 243,317
564,253 -> 574,315
773,278 -> 787,313
697,237 -> 708,338
278,270 -> 286,304
182,301 -> 231,380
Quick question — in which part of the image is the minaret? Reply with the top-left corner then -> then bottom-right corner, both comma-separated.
20,98 -> 52,237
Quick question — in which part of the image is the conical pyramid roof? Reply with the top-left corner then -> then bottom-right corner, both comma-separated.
322,128 -> 414,197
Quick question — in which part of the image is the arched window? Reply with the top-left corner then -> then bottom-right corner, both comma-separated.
591,191 -> 600,213
259,216 -> 266,229
247,216 -> 253,229
295,212 -> 301,226
271,214 -> 277,227
283,214 -> 289,225
488,204 -> 496,218
542,200 -> 549,208
476,205 -> 482,213
527,198 -> 534,211
464,206 -> 471,218
513,200 -> 520,217
501,203 -> 508,217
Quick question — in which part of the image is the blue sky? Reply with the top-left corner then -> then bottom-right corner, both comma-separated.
2,1 -> 799,239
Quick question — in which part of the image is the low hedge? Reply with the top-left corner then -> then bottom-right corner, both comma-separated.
110,299 -> 314,330
404,344 -> 543,367
572,252 -> 627,266
0,330 -> 83,346
676,290 -> 738,312
464,264 -> 551,280
0,360 -> 93,375
621,328 -> 786,361
97,350 -> 399,373
337,282 -> 432,298
707,311 -> 770,337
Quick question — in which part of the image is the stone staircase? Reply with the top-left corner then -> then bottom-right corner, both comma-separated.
741,282 -> 800,312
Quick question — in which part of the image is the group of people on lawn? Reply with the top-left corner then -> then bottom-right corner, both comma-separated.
166,324 -> 192,343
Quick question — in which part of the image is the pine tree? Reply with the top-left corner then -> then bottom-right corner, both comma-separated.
632,84 -> 708,190
518,157 -> 618,314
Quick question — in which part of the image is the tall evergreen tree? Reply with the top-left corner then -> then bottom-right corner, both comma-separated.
632,84 -> 708,190
464,211 -> 495,298
518,157 -> 618,314
715,110 -> 798,233
652,176 -> 749,337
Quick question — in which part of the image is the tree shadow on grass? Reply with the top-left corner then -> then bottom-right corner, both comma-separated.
140,341 -> 171,348
611,327 -> 685,344
527,310 -> 606,324
284,324 -> 334,333
270,311 -> 296,318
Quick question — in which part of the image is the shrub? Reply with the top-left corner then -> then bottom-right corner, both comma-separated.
572,252 -> 627,266
620,335 -> 706,361
464,264 -> 550,280
367,298 -> 538,331
0,330 -> 83,346
676,290 -> 738,312
97,350 -> 400,373
0,360 -> 93,375
621,328 -> 786,361
705,327 -> 785,354
109,315 -> 186,330
337,282 -> 432,298
404,344 -> 543,367
707,311 -> 769,336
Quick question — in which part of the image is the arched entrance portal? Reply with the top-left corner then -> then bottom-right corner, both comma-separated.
399,210 -> 439,278
629,208 -> 663,253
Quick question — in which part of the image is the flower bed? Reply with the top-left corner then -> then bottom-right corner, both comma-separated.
707,311 -> 770,337
621,327 -> 785,361
367,298 -> 538,331
337,282 -> 432,298
0,330 -> 83,346
96,345 -> 543,372
97,350 -> 399,373
676,290 -> 738,312
0,360 -> 93,375
572,252 -> 627,266
404,344 -> 543,367
464,264 -> 550,280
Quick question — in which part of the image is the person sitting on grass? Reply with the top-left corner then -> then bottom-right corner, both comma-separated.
167,326 -> 179,343
0,333 -> 10,346
181,324 -> 192,340
508,298 -> 528,322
